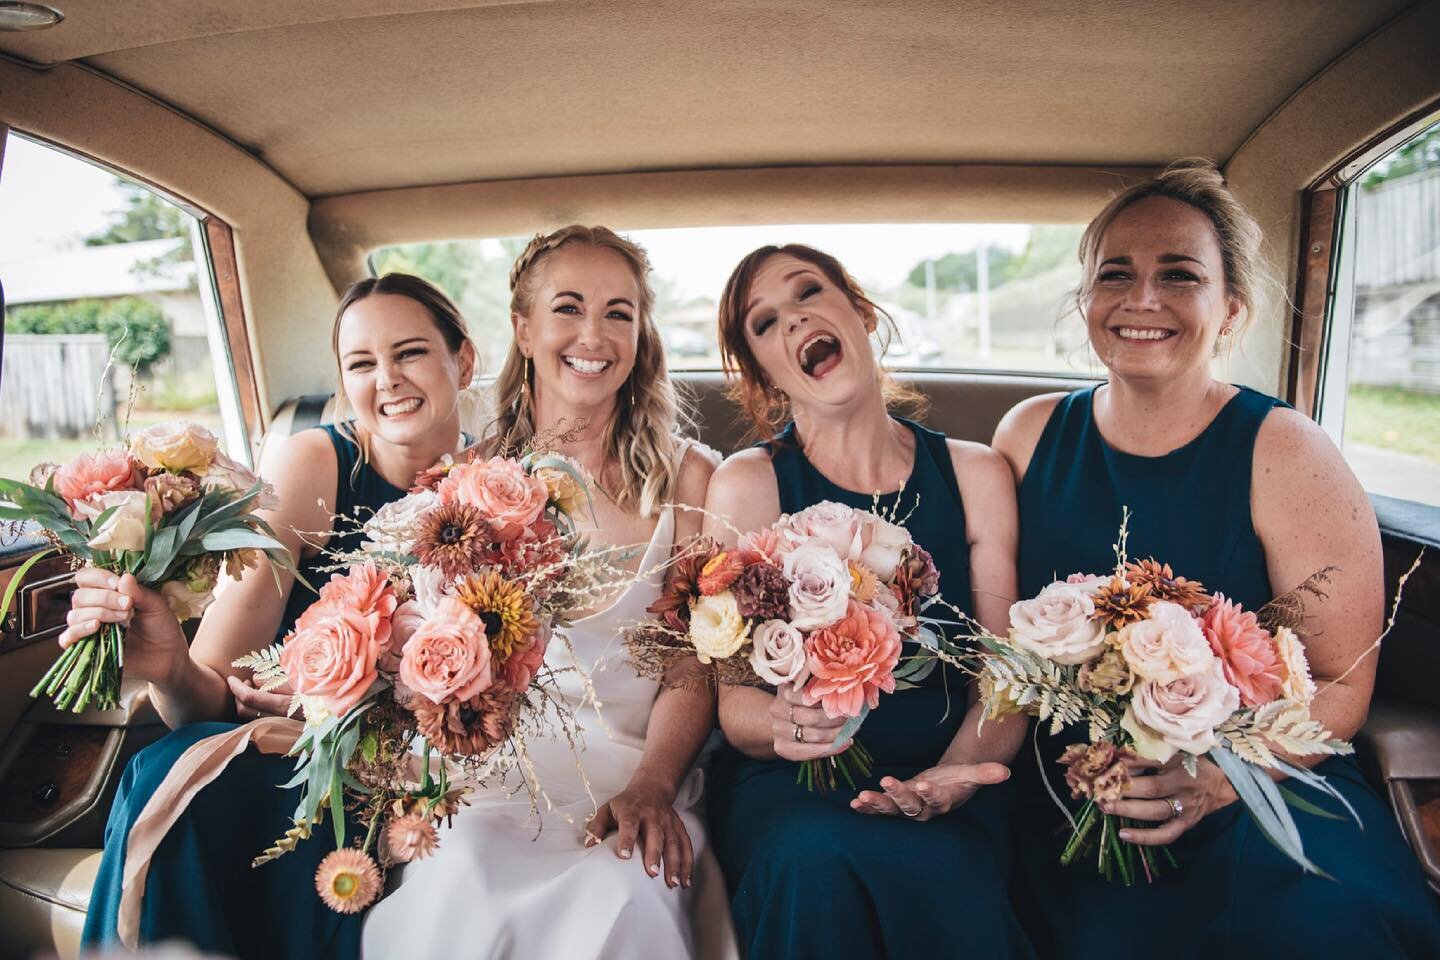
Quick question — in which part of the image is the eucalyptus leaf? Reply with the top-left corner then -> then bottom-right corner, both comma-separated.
200,528 -> 286,552
1277,784 -> 1347,821
1270,756 -> 1362,826
829,703 -> 871,750
1211,746 -> 1322,875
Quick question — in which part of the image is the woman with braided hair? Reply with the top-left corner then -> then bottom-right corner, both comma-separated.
362,225 -> 730,959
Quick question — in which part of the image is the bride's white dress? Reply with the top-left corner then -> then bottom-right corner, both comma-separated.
363,506 -> 734,959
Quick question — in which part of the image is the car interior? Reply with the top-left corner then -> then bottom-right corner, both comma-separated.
0,2 -> 1438,957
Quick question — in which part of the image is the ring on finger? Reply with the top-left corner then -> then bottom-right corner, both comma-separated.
901,805 -> 921,818
788,703 -> 795,724
1167,797 -> 1183,819
792,723 -> 804,744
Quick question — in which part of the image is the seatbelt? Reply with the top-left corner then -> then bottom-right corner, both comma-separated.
290,393 -> 331,433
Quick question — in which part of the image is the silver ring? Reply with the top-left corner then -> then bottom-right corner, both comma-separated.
901,806 -> 921,818
792,723 -> 804,743
1167,797 -> 1183,819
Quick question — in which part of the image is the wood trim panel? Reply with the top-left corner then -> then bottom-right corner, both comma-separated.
203,219 -> 265,449
1287,186 -> 1339,417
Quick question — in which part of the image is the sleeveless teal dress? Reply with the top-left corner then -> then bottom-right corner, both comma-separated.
707,418 -> 1036,960
1013,385 -> 1440,959
82,424 -> 410,959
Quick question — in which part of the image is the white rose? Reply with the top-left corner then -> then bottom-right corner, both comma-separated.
1121,659 -> 1240,762
408,562 -> 452,613
1064,573 -> 1108,596
363,489 -> 438,555
1273,626 -> 1317,705
687,593 -> 752,664
857,515 -> 910,580
782,542 -> 851,630
1117,601 -> 1214,683
79,490 -> 150,553
159,578 -> 217,622
1008,580 -> 1107,665
749,619 -> 810,687
782,502 -> 862,560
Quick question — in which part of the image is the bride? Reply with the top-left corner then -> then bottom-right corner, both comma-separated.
362,226 -> 724,958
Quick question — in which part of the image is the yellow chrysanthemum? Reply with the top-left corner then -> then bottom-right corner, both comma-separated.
454,571 -> 539,661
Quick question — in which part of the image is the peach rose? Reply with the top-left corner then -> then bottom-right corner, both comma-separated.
783,502 -> 862,559
317,564 -> 398,651
803,599 -> 901,719
54,448 -> 141,513
1200,593 -> 1284,708
438,457 -> 548,542
281,601 -> 386,716
129,421 -> 219,474
1009,580 -> 1107,665
387,600 -> 428,672
399,597 -> 492,704
1117,601 -> 1214,683
1120,659 -> 1241,762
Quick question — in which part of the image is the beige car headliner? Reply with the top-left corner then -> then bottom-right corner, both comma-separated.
2,0 -> 1439,416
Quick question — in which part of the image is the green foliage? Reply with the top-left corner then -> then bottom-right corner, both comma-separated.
904,224 -> 1083,294
84,182 -> 191,246
5,296 -> 171,371
1362,123 -> 1440,190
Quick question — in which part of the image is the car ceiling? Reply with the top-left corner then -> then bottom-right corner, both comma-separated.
0,0 -> 1418,198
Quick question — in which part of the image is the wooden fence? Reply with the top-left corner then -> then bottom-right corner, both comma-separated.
0,334 -> 118,439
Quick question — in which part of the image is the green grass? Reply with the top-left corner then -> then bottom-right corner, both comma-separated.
0,411 -> 223,480
1343,385 -> 1440,463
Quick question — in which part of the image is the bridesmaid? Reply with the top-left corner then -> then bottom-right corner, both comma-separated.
992,159 -> 1440,958
69,274 -> 477,957
703,244 -> 1034,959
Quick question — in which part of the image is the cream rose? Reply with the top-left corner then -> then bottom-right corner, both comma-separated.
1008,580 -> 1107,665
1120,659 -> 1241,762
1117,601 -> 1214,683
1273,626 -> 1317,704
687,592 -> 752,664
200,450 -> 279,510
857,515 -> 910,580
130,421 -> 219,474
160,578 -> 217,622
749,619 -> 810,687
783,502 -> 862,559
362,489 -> 437,555
782,542 -> 852,630
79,490 -> 150,553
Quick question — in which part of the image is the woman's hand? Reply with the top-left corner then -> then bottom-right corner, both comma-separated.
1101,755 -> 1239,845
584,774 -> 694,888
59,569 -> 188,687
770,682 -> 850,762
851,762 -> 1010,821
227,675 -> 297,721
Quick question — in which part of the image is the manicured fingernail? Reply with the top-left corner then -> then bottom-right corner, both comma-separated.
668,875 -> 678,886
108,577 -> 118,589
86,620 -> 98,631
1119,831 -> 1132,841
117,595 -> 130,609
620,847 -> 631,859
647,864 -> 657,876
682,878 -> 691,888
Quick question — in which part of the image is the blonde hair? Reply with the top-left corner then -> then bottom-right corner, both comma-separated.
1077,158 -> 1269,337
484,225 -> 686,518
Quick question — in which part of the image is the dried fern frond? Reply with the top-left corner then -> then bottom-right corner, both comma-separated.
252,815 -> 315,867
1255,566 -> 1337,635
232,643 -> 288,692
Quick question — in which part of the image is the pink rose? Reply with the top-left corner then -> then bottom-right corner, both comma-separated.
738,526 -> 786,562
803,599 -> 902,719
782,542 -> 851,630
399,597 -> 492,704
280,601 -> 386,716
856,515 -> 911,580
1200,593 -> 1285,708
1117,601 -> 1214,683
201,450 -> 279,510
316,564 -> 398,651
1121,659 -> 1241,762
438,457 -> 548,542
783,502 -> 862,559
54,448 -> 141,514
497,618 -> 549,692
749,619 -> 810,687
1009,580 -> 1107,665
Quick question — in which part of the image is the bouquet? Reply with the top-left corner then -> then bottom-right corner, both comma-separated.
236,451 -> 624,914
0,422 -> 295,712
626,500 -> 944,791
970,512 -> 1355,883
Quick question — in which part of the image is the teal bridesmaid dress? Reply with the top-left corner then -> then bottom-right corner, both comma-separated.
82,424 -> 409,959
1013,385 -> 1440,959
707,418 -> 1036,960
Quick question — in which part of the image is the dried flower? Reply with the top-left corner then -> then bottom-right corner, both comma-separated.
697,551 -> 745,596
454,571 -> 539,661
1126,558 -> 1209,613
648,536 -> 718,631
411,686 -> 519,757
413,501 -> 489,579
731,562 -> 789,620
1077,647 -> 1135,696
314,848 -> 381,914
848,562 -> 880,603
144,471 -> 200,523
1093,576 -> 1154,628
1058,741 -> 1135,804
385,812 -> 439,863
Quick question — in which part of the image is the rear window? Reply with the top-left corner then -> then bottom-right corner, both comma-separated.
370,223 -> 1100,379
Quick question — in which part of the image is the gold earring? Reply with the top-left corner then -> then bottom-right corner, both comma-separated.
520,355 -> 531,408
629,376 -> 636,408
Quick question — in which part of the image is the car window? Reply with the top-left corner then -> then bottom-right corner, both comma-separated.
1320,118 -> 1440,507
0,132 -> 249,478
371,223 -> 1101,378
